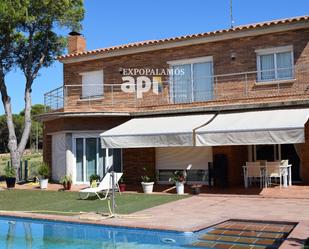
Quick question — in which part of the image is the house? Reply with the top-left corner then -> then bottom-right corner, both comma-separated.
39,15 -> 309,187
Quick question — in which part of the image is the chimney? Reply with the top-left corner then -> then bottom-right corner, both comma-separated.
68,31 -> 86,54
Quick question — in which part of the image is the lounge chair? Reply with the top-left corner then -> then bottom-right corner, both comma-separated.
79,172 -> 123,200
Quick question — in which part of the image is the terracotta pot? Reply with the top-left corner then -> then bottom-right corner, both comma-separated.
119,183 -> 126,192
63,182 -> 72,190
191,185 -> 201,195
66,182 -> 72,190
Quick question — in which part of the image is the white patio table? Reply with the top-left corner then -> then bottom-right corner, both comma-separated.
243,164 -> 292,188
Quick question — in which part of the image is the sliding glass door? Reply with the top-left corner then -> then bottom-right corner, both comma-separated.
85,138 -> 97,181
76,138 -> 84,182
74,136 -> 122,183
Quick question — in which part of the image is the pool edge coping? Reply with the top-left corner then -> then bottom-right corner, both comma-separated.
0,211 -> 224,233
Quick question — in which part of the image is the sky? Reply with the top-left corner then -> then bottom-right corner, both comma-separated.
2,0 -> 309,114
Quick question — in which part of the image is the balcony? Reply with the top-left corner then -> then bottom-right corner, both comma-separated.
44,66 -> 309,113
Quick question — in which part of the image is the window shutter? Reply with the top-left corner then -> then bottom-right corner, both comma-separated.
81,70 -> 104,98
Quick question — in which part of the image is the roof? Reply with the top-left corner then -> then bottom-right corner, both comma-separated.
58,15 -> 309,61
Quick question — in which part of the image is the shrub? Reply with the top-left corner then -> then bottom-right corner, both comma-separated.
89,174 -> 100,183
141,167 -> 153,183
38,163 -> 50,179
169,170 -> 186,184
4,164 -> 15,178
60,175 -> 72,184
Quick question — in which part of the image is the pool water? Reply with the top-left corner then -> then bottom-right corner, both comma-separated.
0,216 -> 200,249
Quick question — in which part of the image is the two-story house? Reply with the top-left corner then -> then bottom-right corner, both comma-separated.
39,15 -> 309,187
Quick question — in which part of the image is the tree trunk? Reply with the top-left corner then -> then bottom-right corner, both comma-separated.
0,73 -> 21,181
18,86 -> 32,155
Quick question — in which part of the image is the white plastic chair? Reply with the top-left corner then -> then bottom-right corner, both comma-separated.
265,161 -> 281,187
244,162 -> 264,188
79,172 -> 123,200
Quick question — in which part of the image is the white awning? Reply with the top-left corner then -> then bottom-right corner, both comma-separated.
196,109 -> 309,146
100,114 -> 214,148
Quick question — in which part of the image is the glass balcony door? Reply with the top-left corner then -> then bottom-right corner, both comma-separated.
75,137 -> 122,183
172,60 -> 213,103
75,137 -> 103,183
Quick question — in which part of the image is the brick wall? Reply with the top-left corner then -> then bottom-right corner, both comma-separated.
122,148 -> 156,184
301,122 -> 309,183
68,35 -> 86,54
61,28 -> 309,113
213,146 -> 248,186
43,133 -> 52,172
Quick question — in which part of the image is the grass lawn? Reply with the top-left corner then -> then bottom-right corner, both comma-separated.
0,190 -> 188,215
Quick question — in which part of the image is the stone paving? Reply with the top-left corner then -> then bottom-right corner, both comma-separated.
99,195 -> 309,248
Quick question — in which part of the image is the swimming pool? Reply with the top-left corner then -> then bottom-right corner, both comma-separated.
0,216 -> 295,248
0,216 -> 201,249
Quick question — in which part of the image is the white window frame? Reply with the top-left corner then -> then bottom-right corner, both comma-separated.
167,56 -> 214,103
256,45 -> 294,82
79,70 -> 104,99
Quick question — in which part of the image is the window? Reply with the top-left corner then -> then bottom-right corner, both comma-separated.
155,147 -> 212,184
168,57 -> 214,103
74,136 -> 122,183
256,46 -> 294,82
80,70 -> 104,98
253,144 -> 281,161
157,169 -> 208,183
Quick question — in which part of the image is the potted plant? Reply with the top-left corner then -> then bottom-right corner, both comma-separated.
141,167 -> 154,194
169,170 -> 186,195
191,184 -> 202,195
38,163 -> 50,189
89,174 -> 100,187
119,177 -> 126,192
4,165 -> 16,189
60,175 -> 72,190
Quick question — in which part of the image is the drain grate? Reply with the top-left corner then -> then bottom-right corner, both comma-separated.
191,219 -> 296,249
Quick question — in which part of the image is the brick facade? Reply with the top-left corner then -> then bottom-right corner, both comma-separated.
301,122 -> 309,183
42,24 -> 309,186
61,28 -> 309,113
122,148 -> 156,184
213,146 -> 248,186
68,35 -> 86,54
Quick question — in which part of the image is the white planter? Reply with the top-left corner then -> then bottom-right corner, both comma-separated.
141,182 -> 154,194
175,182 -> 184,194
39,179 -> 49,189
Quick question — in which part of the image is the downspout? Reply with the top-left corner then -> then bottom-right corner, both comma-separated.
192,111 -> 220,146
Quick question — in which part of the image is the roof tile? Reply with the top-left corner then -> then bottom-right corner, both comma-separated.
58,15 -> 309,60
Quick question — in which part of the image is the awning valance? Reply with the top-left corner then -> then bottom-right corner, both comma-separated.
100,114 -> 214,148
196,109 -> 309,146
